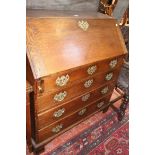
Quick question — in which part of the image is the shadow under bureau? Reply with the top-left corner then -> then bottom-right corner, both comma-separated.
26,10 -> 127,153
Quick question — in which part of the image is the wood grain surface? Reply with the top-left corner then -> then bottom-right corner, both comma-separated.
36,56 -> 123,94
26,11 -> 127,79
37,94 -> 111,142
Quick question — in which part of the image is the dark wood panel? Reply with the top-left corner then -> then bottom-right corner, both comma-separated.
26,81 -> 33,151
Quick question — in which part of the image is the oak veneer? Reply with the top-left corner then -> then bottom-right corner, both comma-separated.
37,82 -> 115,113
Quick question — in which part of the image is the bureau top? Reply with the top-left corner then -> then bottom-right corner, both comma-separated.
27,10 -> 127,79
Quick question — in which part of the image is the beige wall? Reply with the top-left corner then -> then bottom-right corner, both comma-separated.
113,0 -> 129,21
26,0 -> 100,11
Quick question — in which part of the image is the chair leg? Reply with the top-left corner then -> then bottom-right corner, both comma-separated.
118,94 -> 129,121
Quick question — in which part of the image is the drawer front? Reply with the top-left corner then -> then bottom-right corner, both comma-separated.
37,94 -> 111,142
37,69 -> 119,112
36,56 -> 123,94
37,83 -> 115,129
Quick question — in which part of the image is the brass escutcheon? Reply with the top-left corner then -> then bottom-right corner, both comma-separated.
78,20 -> 89,31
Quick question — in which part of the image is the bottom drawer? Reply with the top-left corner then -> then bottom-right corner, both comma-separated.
37,94 -> 112,142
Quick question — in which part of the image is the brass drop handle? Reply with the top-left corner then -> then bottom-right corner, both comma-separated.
54,91 -> 67,102
109,59 -> 117,68
87,65 -> 97,75
52,124 -> 63,133
105,73 -> 113,81
53,108 -> 65,118
78,108 -> 87,116
101,86 -> 109,95
56,74 -> 70,87
84,79 -> 93,88
97,101 -> 105,108
81,93 -> 90,102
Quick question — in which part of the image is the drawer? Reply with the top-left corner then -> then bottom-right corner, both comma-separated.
37,94 -> 111,142
37,83 -> 115,129
36,56 -> 124,94
37,69 -> 119,112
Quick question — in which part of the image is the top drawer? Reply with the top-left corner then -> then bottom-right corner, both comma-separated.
36,56 -> 124,94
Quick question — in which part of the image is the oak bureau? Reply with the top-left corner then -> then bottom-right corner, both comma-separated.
26,10 -> 127,153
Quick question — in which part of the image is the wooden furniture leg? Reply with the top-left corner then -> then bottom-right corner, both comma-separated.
26,81 -> 33,152
105,86 -> 128,121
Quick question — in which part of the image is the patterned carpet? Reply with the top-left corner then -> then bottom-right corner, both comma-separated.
27,90 -> 129,155
89,122 -> 128,155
